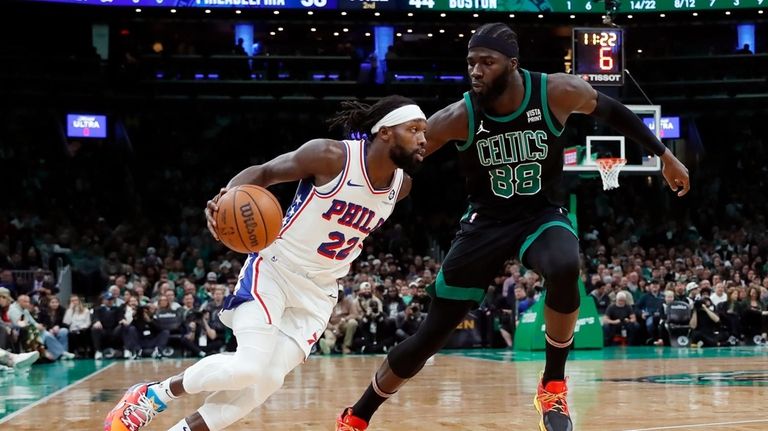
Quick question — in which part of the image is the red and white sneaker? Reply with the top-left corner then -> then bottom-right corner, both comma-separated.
104,382 -> 166,431
336,408 -> 368,431
533,377 -> 573,431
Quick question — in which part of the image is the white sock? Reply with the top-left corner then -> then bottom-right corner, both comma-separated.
148,377 -> 178,406
167,418 -> 192,431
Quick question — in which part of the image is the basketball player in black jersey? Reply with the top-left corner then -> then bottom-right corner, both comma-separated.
337,23 -> 690,431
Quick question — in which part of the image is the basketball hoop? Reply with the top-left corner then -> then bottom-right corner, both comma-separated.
595,158 -> 627,190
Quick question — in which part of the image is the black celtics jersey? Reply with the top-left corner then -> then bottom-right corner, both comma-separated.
457,69 -> 566,221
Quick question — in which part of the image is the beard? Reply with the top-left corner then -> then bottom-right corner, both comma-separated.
476,64 -> 512,108
389,142 -> 423,176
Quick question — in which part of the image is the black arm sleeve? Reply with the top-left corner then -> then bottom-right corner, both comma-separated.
590,92 -> 667,157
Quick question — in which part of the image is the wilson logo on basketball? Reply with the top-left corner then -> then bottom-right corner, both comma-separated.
239,203 -> 260,248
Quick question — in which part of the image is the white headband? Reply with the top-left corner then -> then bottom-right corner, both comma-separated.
370,105 -> 427,134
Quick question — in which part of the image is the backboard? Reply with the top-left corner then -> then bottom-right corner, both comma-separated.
563,105 -> 663,174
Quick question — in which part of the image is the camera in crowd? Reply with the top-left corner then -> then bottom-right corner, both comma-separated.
694,297 -> 712,310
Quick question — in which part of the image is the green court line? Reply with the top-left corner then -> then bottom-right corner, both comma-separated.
0,360 -> 115,422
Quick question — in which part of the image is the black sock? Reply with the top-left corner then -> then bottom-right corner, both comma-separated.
542,337 -> 572,384
350,384 -> 389,423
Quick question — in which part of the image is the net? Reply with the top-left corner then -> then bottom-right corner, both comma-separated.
596,158 -> 627,190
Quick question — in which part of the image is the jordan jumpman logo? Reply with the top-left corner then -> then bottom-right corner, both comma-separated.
476,120 -> 490,135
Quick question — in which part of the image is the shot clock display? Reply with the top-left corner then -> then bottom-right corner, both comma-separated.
572,28 -> 624,86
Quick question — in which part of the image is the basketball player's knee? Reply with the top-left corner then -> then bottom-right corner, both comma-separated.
229,363 -> 284,390
260,368 -> 286,394
543,256 -> 581,314
543,254 -> 580,288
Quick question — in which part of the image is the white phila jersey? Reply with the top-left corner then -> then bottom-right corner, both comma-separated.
264,139 -> 404,281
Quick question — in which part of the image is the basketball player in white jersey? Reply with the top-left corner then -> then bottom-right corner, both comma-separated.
104,95 -> 427,431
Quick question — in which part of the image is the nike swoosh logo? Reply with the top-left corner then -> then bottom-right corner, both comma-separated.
346,180 -> 364,187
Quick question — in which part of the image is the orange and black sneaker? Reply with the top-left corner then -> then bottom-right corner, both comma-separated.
533,377 -> 573,431
336,407 -> 368,431
104,382 -> 166,431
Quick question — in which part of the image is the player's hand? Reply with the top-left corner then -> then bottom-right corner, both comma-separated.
661,151 -> 690,197
205,187 -> 228,241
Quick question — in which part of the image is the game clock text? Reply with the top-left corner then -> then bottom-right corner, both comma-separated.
572,28 -> 625,86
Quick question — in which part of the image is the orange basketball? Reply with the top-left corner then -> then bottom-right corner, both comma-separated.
214,185 -> 283,254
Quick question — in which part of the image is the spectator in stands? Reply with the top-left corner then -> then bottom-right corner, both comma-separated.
636,280 -> 664,343
117,295 -> 141,358
354,294 -> 395,353
410,281 -> 431,313
399,282 -> 413,306
180,292 -> 197,321
153,295 -> 183,338
382,285 -> 405,319
201,285 -> 225,316
742,287 -> 768,343
653,290 -> 677,346
685,282 -> 699,305
153,278 -> 173,300
233,37 -> 247,56
91,292 -> 123,359
482,282 -> 516,347
589,281 -> 610,314
0,288 -> 16,351
716,287 -> 743,343
514,285 -> 533,315
198,272 -> 218,304
395,302 -> 424,343
690,296 -> 723,347
322,285 -> 362,354
603,291 -> 639,346
182,300 -> 226,356
143,246 -> 162,268
63,294 -> 92,356
356,281 -> 382,317
191,259 -> 207,283
134,283 -> 150,305
30,268 -> 47,293
626,272 -> 642,302
101,252 -> 123,279
181,310 -> 224,358
38,296 -> 69,352
711,282 -> 728,306
673,282 -> 687,302
735,43 -> 753,54
109,285 -> 124,307
123,303 -> 169,359
0,270 -> 18,297
8,294 -> 74,360
33,280 -> 59,309
164,288 -> 181,311
177,279 -> 197,307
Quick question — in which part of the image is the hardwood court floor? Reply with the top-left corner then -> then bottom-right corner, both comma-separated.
2,347 -> 768,431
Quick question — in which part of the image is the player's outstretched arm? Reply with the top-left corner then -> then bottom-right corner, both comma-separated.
548,73 -> 690,197
205,139 -> 344,238
226,139 -> 344,189
424,99 -> 468,157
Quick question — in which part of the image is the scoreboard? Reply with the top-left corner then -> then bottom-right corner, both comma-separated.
618,0 -> 766,12
572,28 -> 624,86
20,0 -> 768,11
402,0 -> 600,12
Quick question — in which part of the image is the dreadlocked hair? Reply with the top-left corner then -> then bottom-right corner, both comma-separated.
327,95 -> 418,138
